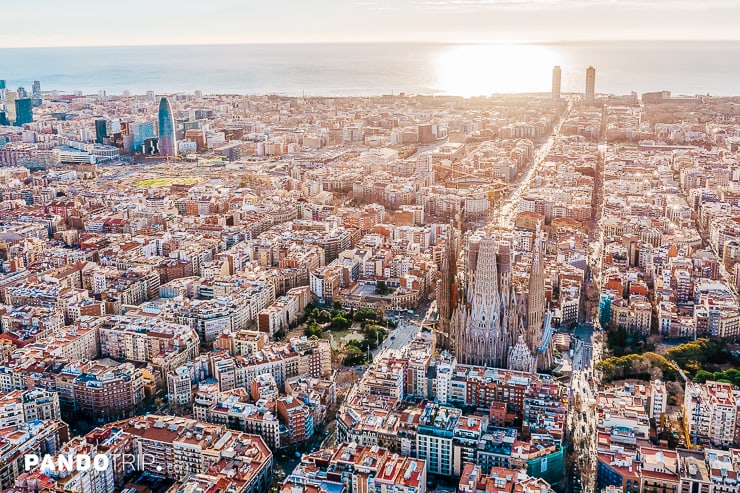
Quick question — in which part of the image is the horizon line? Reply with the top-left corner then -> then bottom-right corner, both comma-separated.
2,38 -> 740,50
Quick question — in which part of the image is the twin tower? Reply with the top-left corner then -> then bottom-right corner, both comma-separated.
552,65 -> 596,102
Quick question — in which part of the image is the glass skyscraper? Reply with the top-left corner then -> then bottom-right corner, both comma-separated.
132,121 -> 156,153
95,119 -> 108,144
157,96 -> 177,156
14,98 -> 33,125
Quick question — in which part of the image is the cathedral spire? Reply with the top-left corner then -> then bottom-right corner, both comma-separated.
454,232 -> 517,368
508,334 -> 535,374
526,222 -> 549,370
436,222 -> 456,351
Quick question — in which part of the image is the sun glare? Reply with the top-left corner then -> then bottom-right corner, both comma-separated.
435,44 -> 558,97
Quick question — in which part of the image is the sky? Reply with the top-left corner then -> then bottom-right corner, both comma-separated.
2,0 -> 739,48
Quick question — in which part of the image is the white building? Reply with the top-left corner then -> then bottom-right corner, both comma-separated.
648,380 -> 667,420
685,380 -> 737,448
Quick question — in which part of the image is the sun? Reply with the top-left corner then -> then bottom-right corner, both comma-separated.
435,43 -> 559,97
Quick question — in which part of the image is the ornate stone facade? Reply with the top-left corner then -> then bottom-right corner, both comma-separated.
436,223 -> 457,351
526,225 -> 553,370
453,234 -> 521,368
508,334 -> 535,373
451,228 -> 553,371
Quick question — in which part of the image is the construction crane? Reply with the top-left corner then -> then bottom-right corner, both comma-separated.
407,317 -> 449,357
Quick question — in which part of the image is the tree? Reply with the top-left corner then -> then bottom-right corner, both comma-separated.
362,325 -> 387,350
607,326 -> 629,355
664,339 -> 726,375
304,323 -> 323,338
595,352 -> 679,382
694,368 -> 740,386
343,346 -> 365,366
317,310 -> 332,324
693,369 -> 714,383
375,281 -> 392,296
331,315 -> 350,330
354,307 -> 381,323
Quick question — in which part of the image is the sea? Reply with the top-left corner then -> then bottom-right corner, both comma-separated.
1,41 -> 738,97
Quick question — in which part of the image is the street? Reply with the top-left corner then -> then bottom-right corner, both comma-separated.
567,324 -> 604,493
571,323 -> 595,372
381,317 -> 421,351
378,299 -> 435,353
498,96 -> 574,228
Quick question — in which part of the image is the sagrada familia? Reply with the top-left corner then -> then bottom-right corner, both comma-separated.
436,224 -> 553,372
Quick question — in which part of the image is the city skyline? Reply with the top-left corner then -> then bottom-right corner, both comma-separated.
2,0 -> 739,48
2,2 -> 740,493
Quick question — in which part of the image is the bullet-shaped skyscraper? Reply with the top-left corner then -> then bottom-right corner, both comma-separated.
157,96 -> 177,157
552,66 -> 561,99
585,66 -> 596,102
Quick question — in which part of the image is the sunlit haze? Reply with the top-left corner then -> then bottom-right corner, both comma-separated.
1,1 -> 740,492
2,0 -> 739,48
436,44 -> 558,97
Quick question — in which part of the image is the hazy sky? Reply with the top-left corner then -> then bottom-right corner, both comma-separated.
2,0 -> 739,47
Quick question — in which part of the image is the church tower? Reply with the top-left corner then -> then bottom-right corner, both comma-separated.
453,232 -> 518,368
525,223 -> 553,370
526,225 -> 545,357
436,223 -> 457,351
508,334 -> 535,373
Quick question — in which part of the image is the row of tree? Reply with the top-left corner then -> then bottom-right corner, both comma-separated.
596,352 -> 679,382
596,338 -> 740,384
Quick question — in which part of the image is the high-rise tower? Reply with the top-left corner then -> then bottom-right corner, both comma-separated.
95,119 -> 108,145
585,66 -> 596,102
552,66 -> 561,100
157,96 -> 177,156
6,91 -> 17,122
14,98 -> 33,126
32,81 -> 42,107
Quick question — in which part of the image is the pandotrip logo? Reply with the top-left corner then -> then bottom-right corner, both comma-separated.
24,454 -> 163,474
